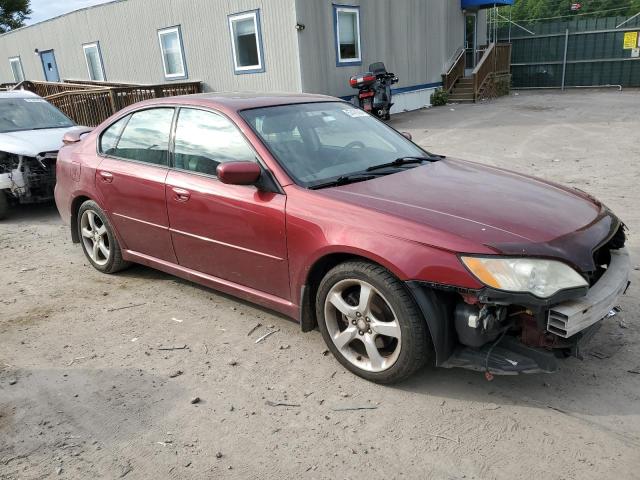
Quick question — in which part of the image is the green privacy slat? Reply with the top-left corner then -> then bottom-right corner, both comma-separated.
498,14 -> 640,88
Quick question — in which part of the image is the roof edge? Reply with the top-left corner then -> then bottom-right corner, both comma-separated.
0,0 -> 125,38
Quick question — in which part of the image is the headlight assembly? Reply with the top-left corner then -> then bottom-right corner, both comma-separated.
460,256 -> 588,298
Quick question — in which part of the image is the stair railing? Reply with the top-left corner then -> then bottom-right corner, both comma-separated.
442,47 -> 466,93
471,42 -> 511,101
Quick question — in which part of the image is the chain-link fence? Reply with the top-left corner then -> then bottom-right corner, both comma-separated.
497,15 -> 640,88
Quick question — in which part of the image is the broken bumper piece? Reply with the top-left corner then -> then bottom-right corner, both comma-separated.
547,248 -> 630,338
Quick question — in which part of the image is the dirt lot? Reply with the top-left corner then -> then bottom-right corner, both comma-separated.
1,90 -> 639,479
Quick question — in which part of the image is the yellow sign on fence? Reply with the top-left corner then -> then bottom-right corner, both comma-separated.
623,31 -> 639,49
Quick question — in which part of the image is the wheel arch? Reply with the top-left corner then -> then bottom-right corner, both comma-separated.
299,251 -> 456,366
70,195 -> 93,243
299,250 -> 409,333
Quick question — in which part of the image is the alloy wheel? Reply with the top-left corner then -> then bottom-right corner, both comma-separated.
324,279 -> 402,372
80,210 -> 111,266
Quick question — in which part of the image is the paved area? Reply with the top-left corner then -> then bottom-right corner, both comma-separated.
1,90 -> 639,479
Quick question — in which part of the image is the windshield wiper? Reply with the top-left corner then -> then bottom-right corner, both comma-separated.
366,156 -> 441,172
309,172 -> 383,190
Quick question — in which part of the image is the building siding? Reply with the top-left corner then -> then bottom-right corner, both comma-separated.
294,0 -> 470,99
0,0 -> 301,93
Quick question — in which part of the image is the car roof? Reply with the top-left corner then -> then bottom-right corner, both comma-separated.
0,89 -> 41,99
138,92 -> 344,112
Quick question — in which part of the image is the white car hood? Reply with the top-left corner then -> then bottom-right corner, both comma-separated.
0,126 -> 83,157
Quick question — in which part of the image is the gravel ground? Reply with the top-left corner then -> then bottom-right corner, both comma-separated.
1,90 -> 639,479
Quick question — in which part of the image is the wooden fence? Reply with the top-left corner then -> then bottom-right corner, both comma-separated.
13,80 -> 202,126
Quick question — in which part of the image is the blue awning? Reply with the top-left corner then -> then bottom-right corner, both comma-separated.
461,0 -> 514,10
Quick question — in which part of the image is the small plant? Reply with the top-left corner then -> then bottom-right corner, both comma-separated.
430,88 -> 448,106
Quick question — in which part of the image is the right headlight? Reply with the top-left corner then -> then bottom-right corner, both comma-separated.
460,256 -> 588,299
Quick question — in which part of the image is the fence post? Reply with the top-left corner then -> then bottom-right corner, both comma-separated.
108,89 -> 117,115
561,28 -> 569,91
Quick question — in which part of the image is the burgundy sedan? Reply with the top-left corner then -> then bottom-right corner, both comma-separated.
55,93 -> 630,383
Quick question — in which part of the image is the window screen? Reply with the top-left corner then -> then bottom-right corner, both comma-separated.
83,43 -> 105,81
336,7 -> 361,63
229,11 -> 263,73
9,58 -> 24,82
158,27 -> 186,78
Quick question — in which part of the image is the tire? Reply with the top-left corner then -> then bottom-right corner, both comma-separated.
77,200 -> 129,274
316,261 -> 432,384
0,191 -> 8,220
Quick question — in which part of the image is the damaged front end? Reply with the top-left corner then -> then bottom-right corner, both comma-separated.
0,151 -> 58,204
409,224 -> 631,376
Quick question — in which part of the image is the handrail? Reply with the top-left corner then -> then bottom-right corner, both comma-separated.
471,42 -> 511,101
442,47 -> 466,93
445,47 -> 465,76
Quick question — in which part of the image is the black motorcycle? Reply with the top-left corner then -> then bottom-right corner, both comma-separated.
349,62 -> 398,120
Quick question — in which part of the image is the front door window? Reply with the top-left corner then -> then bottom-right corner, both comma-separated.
465,14 -> 477,70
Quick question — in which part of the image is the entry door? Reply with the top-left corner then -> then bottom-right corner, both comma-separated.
40,50 -> 60,82
464,14 -> 477,75
165,107 -> 290,299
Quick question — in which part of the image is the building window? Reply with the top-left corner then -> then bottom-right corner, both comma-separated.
334,5 -> 362,66
228,10 -> 265,74
83,42 -> 105,81
157,26 -> 187,80
9,57 -> 24,82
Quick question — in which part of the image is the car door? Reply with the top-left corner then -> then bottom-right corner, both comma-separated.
165,107 -> 289,299
95,107 -> 177,263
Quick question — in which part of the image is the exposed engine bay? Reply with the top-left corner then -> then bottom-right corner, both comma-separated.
0,151 -> 57,204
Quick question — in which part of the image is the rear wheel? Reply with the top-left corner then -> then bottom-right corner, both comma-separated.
77,200 -> 129,273
316,261 -> 432,383
0,191 -> 8,220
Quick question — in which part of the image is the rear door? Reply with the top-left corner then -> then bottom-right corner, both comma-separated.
95,107 -> 177,263
165,107 -> 290,299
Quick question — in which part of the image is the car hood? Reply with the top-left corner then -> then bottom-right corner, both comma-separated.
0,126 -> 80,156
316,159 -> 617,272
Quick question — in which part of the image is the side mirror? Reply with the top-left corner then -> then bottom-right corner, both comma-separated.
217,161 -> 262,186
401,131 -> 412,141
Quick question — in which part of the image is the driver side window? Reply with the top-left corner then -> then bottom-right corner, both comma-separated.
173,108 -> 256,176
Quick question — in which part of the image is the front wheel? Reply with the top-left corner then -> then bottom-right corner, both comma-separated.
316,261 -> 432,383
77,200 -> 129,274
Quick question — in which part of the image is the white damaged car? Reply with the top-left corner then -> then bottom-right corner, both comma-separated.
0,90 -> 82,219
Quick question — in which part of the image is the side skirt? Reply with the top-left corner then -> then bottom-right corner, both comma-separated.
123,250 -> 299,320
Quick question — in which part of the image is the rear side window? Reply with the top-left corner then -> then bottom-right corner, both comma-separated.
173,108 -> 255,176
99,115 -> 129,155
111,108 -> 174,166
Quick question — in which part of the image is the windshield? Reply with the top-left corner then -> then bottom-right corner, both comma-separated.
240,102 -> 429,187
0,97 -> 75,133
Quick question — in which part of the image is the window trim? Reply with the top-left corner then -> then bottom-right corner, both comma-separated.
333,4 -> 362,67
157,25 -> 188,81
82,41 -> 106,82
97,107 -> 176,168
9,56 -> 25,82
228,9 -> 265,75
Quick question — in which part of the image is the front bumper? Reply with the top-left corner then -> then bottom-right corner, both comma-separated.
547,247 -> 630,338
411,247 -> 631,375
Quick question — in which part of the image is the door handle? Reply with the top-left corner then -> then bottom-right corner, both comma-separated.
98,171 -> 114,183
172,187 -> 191,202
